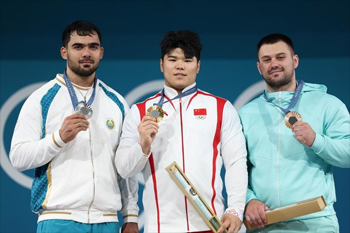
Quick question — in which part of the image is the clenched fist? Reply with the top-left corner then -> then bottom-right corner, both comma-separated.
138,115 -> 159,155
59,113 -> 89,143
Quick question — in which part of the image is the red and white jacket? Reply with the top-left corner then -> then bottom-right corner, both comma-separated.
116,83 -> 247,232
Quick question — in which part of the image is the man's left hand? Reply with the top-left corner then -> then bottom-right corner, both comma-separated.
121,222 -> 138,233
292,121 -> 316,147
218,213 -> 241,233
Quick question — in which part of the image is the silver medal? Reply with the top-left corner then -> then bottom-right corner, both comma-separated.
75,102 -> 93,119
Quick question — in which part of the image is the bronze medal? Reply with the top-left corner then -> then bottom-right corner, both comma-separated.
284,111 -> 302,129
75,102 -> 93,119
147,105 -> 164,123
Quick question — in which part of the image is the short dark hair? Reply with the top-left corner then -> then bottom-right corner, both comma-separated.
62,20 -> 102,47
257,33 -> 295,57
160,30 -> 202,61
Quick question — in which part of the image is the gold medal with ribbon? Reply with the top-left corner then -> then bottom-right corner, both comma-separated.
150,85 -> 198,123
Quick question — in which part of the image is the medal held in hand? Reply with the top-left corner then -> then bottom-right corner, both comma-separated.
284,111 -> 302,129
75,102 -> 93,119
147,105 -> 164,123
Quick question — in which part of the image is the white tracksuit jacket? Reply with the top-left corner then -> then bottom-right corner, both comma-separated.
116,83 -> 247,232
10,74 -> 139,224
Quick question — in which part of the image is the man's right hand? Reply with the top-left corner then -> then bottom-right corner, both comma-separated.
138,115 -> 159,155
244,199 -> 269,228
59,113 -> 89,143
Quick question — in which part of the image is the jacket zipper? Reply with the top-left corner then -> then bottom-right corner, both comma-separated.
87,127 -> 96,223
277,91 -> 282,207
179,98 -> 190,231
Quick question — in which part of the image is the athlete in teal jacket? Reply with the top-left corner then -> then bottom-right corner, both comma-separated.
239,33 -> 350,233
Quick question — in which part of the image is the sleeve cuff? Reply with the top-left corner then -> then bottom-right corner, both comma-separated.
225,208 -> 242,221
310,133 -> 325,154
142,150 -> 152,159
52,131 -> 66,149
138,140 -> 152,159
122,213 -> 138,223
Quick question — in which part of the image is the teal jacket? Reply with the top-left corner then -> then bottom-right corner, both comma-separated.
238,82 -> 350,220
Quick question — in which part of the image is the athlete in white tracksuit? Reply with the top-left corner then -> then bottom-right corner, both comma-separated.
9,20 -> 138,233
116,30 -> 247,233
10,74 -> 139,224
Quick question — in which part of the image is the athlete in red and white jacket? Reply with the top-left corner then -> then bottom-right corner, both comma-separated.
116,30 -> 247,233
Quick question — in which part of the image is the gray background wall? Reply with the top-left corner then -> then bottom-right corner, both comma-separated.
1,0 -> 349,232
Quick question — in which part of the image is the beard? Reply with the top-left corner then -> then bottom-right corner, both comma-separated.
263,67 -> 294,88
67,58 -> 99,77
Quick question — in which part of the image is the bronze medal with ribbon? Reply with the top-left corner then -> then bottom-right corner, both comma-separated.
264,80 -> 304,129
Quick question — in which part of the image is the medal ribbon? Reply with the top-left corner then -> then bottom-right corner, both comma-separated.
263,80 -> 304,115
155,85 -> 198,107
63,71 -> 97,110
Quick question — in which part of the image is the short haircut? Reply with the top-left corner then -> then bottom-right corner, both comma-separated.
257,33 -> 295,58
160,30 -> 202,61
62,20 -> 102,47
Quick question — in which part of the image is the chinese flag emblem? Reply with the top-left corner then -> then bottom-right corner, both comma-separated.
194,108 -> 207,119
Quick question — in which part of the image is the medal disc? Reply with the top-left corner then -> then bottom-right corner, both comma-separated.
284,111 -> 302,129
147,105 -> 164,122
75,102 -> 93,119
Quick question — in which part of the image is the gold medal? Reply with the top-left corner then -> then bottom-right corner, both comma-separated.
147,105 -> 164,123
284,111 -> 302,129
